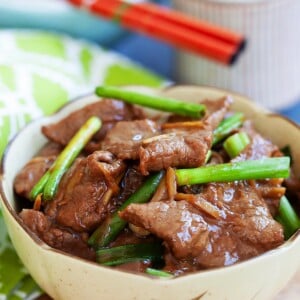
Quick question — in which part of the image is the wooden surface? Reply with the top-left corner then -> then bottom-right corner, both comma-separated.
274,269 -> 300,299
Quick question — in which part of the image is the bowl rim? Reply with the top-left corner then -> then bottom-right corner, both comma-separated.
1,84 -> 300,281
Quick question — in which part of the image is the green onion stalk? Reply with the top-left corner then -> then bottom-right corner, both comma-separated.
146,268 -> 173,278
95,85 -> 206,118
176,157 -> 290,186
97,243 -> 163,266
30,116 -> 102,201
223,132 -> 250,158
276,196 -> 300,239
213,113 -> 244,146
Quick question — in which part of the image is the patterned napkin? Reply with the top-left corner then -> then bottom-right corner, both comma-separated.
0,30 -> 165,298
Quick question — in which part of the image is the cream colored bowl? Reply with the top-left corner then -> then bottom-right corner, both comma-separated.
1,86 -> 300,300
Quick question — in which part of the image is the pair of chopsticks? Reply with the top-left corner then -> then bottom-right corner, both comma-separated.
68,0 -> 246,65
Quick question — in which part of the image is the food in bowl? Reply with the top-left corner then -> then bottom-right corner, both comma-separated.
12,86 -> 300,278
1,86 -> 300,300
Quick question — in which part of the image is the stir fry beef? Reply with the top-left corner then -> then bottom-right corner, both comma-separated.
19,209 -> 95,260
14,156 -> 56,199
120,181 -> 284,271
101,119 -> 160,160
42,99 -> 144,146
45,151 -> 126,232
15,93 -> 298,276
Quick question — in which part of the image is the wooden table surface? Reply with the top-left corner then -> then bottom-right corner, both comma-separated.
274,269 -> 300,299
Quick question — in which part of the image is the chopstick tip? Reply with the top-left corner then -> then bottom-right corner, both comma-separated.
229,38 -> 247,65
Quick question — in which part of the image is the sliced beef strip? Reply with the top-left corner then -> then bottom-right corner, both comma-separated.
42,99 -> 144,146
137,97 -> 233,175
166,96 -> 232,128
83,123 -> 118,154
14,156 -> 56,199
233,120 -> 278,162
101,119 -> 160,160
202,96 -> 233,129
120,200 -> 209,259
45,151 -> 126,232
120,181 -> 284,270
199,182 -> 284,250
19,209 -> 95,261
139,127 -> 213,175
285,171 -> 300,206
251,178 -> 286,216
37,142 -> 63,157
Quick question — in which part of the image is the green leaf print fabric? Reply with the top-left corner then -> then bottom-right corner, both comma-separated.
0,30 -> 165,298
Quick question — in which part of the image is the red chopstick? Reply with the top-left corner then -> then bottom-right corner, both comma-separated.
68,0 -> 246,65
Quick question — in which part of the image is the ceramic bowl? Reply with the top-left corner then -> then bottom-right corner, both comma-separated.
1,86 -> 300,300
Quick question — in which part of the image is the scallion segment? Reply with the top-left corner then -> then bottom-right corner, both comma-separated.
223,132 -> 250,158
204,150 -> 212,164
29,171 -> 50,201
89,171 -> 164,249
146,268 -> 173,278
31,116 -> 102,201
176,157 -> 290,186
213,113 -> 244,145
276,196 -> 300,239
97,243 -> 163,266
95,86 -> 206,118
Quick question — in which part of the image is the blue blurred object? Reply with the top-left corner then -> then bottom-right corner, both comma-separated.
113,34 -> 174,79
0,0 -> 127,46
280,102 -> 300,124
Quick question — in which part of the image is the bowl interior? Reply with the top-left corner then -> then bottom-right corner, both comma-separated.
1,85 -> 300,300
